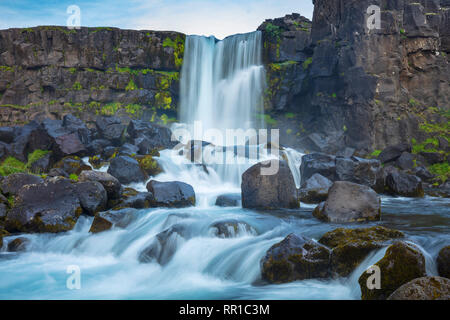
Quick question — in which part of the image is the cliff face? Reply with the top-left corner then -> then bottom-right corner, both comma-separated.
260,1 -> 449,154
0,27 -> 184,127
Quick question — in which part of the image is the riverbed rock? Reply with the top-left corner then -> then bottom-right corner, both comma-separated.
298,173 -> 332,204
29,152 -> 53,174
5,177 -> 83,233
95,116 -> 126,145
139,224 -> 188,265
74,181 -> 107,215
127,120 -> 177,151
89,208 -> 138,233
388,276 -> 450,300
261,234 -> 331,283
78,171 -> 122,200
242,160 -> 299,210
114,191 -> 155,210
146,180 -> 195,208
358,241 -> 426,300
53,156 -> 91,175
318,226 -> 404,277
395,152 -> 415,171
215,194 -> 241,207
300,153 -> 337,181
419,151 -> 445,165
107,155 -> 147,185
335,157 -> 381,188
7,237 -> 30,252
437,246 -> 450,278
209,220 -> 256,238
385,168 -> 424,197
313,182 -> 381,223
0,173 -> 44,196
134,154 -> 163,177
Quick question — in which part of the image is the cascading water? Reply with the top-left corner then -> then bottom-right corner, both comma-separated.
0,32 -> 447,300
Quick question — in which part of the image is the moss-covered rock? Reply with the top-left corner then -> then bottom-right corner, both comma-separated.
88,155 -> 107,169
53,156 -> 91,175
358,241 -> 426,300
134,154 -> 163,177
319,226 -> 405,277
89,208 -> 138,233
388,276 -> 450,300
261,234 -> 331,284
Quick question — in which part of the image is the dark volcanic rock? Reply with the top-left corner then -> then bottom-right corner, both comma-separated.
319,226 -> 404,277
419,151 -> 445,165
388,276 -> 450,300
358,241 -> 426,300
146,180 -> 195,208
127,120 -> 177,151
299,173 -> 332,204
335,157 -> 381,188
395,152 -> 415,171
107,155 -> 147,185
242,160 -> 298,210
5,177 -> 83,233
89,208 -> 138,233
437,246 -> 450,279
7,237 -> 30,252
139,224 -> 189,265
385,168 -> 424,197
78,171 -> 122,200
313,182 -> 381,223
378,144 -> 412,164
74,181 -> 107,215
209,220 -> 256,238
115,191 -> 155,210
96,116 -> 126,144
53,156 -> 91,175
215,194 -> 241,207
300,153 -> 337,182
261,234 -> 330,284
0,173 -> 44,196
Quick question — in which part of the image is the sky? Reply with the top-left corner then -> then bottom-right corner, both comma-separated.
0,0 -> 314,39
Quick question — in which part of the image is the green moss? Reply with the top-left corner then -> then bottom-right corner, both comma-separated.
0,65 -> 15,72
428,163 -> 449,184
370,150 -> 382,158
125,79 -> 138,91
265,23 -> 282,39
0,157 -> 27,176
136,155 -> 163,177
72,82 -> 82,90
69,173 -> 78,181
303,57 -> 313,70
89,27 -> 112,34
256,113 -> 277,126
100,102 -> 121,116
162,35 -> 185,68
285,112 -> 295,119
27,149 -> 49,166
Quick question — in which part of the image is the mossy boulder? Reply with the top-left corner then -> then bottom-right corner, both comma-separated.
134,154 -> 163,177
5,177 -> 83,233
385,168 -> 424,197
0,173 -> 44,196
358,241 -> 426,300
437,245 -> 450,278
299,173 -> 332,204
319,226 -> 404,277
388,276 -> 450,300
88,155 -> 106,169
7,237 -> 30,252
111,188 -> 155,210
146,180 -> 195,208
74,181 -> 107,216
78,170 -> 122,200
261,234 -> 331,284
107,155 -> 147,184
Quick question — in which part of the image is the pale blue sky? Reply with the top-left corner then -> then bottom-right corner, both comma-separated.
0,0 -> 314,39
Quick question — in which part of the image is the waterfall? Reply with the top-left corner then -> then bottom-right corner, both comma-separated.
179,31 -> 266,135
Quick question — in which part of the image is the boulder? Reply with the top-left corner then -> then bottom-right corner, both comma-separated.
29,152 -> 53,174
62,114 -> 91,145
300,153 -> 337,181
127,120 -> 177,150
335,157 -> 381,188
74,181 -> 107,215
146,180 -> 195,208
86,139 -> 111,156
107,156 -> 147,185
0,173 -> 44,196
319,226 -> 404,277
313,182 -> 381,223
358,241 -> 426,300
41,119 -> 86,157
114,191 -> 155,210
261,234 -> 331,283
385,169 -> 424,197
78,171 -> 122,200
95,116 -> 126,144
119,143 -> 139,156
53,156 -> 91,175
0,127 -> 15,144
388,277 -> 450,300
215,194 -> 241,207
299,173 -> 332,204
134,154 -> 163,177
47,168 -> 69,178
437,246 -> 450,278
242,160 -> 299,209
89,208 -> 139,233
413,166 -> 435,182
209,220 -> 256,238
419,151 -> 445,165
7,237 -> 30,252
395,152 -> 415,171
378,143 -> 411,164
139,224 -> 188,265
5,177 -> 83,233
